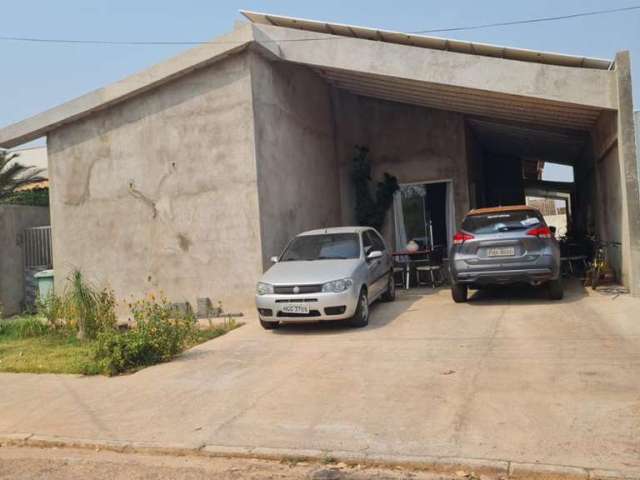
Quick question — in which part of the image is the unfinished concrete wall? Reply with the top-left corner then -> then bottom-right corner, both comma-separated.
595,144 -> 624,278
464,127 -> 486,209
573,143 -> 597,238
0,205 -> 50,316
250,54 -> 341,267
590,110 -> 629,285
635,111 -> 640,177
332,89 -> 470,243
47,53 -> 262,313
613,52 -> 640,295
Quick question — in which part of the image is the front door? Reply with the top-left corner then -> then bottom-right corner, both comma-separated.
393,182 -> 451,251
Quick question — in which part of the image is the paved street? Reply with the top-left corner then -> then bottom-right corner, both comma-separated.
1,281 -> 639,475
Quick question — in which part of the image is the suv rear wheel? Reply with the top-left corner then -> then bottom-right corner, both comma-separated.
451,283 -> 468,303
548,279 -> 564,300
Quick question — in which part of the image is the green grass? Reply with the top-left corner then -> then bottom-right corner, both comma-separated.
189,321 -> 240,346
0,315 -> 241,375
0,316 -> 94,374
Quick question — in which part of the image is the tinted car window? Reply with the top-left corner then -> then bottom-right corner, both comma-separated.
362,232 -> 374,254
368,230 -> 386,252
281,233 -> 360,261
462,210 -> 543,234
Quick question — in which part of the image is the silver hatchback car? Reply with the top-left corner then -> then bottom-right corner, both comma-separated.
449,206 -> 563,302
255,227 -> 395,330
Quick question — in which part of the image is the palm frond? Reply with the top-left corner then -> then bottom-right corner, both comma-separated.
0,149 -> 46,199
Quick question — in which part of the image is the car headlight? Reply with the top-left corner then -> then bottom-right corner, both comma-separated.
256,282 -> 274,295
322,278 -> 353,293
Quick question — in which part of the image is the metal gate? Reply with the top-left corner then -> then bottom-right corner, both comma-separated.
23,226 -> 53,308
23,226 -> 52,269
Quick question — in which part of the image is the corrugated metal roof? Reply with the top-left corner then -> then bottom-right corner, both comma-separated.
241,10 -> 613,70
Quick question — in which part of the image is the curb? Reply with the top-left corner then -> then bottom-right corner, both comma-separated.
1,433 -> 638,480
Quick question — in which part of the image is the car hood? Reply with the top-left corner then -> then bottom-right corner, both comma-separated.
260,259 -> 360,285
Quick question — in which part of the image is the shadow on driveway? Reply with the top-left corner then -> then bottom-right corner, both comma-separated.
269,287 -> 430,335
466,278 -> 588,306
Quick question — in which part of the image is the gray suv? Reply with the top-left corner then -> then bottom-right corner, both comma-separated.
449,206 -> 562,302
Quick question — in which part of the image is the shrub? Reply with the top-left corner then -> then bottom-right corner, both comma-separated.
36,291 -> 65,328
92,295 -> 195,375
95,288 -> 117,333
0,316 -> 49,339
60,270 -> 117,340
65,270 -> 98,340
16,316 -> 50,337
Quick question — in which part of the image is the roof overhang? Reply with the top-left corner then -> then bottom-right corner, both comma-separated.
0,11 -> 619,149
246,18 -> 616,131
241,10 -> 613,70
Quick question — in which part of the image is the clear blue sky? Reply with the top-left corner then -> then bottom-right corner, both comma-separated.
1,0 -> 638,179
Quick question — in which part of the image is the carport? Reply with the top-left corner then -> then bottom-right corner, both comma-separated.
244,11 -> 640,294
0,11 -> 638,310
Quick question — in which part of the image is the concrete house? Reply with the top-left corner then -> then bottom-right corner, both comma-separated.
0,11 -> 638,311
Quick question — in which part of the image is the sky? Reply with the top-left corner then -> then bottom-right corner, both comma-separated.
1,0 -> 638,182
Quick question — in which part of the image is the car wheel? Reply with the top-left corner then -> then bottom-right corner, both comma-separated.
260,319 -> 280,330
350,289 -> 369,328
451,283 -> 468,303
548,278 -> 564,300
381,274 -> 396,302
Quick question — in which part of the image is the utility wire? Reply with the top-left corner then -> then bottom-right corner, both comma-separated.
0,5 -> 639,46
412,4 -> 640,34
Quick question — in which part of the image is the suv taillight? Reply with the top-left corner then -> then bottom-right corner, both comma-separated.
453,231 -> 474,245
527,226 -> 552,238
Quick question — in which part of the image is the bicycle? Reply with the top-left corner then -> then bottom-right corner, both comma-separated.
584,238 -> 620,290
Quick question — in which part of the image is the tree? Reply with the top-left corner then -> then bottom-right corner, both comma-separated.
350,146 -> 399,232
0,149 -> 45,200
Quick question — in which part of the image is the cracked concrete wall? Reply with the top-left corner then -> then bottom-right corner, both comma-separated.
331,89 -> 470,246
250,54 -> 341,267
0,205 -> 50,316
47,52 -> 263,313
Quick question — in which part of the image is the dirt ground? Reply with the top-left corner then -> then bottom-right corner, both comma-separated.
0,446 -> 478,480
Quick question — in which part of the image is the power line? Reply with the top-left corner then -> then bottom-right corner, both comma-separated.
412,5 -> 640,34
0,5 -> 639,46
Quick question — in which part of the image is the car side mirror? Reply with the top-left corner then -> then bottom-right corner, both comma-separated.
366,250 -> 382,261
549,226 -> 557,235
270,256 -> 279,263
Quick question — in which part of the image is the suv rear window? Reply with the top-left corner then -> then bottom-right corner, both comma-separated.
462,210 -> 543,234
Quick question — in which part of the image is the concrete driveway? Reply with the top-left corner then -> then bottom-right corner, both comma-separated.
1,281 -> 639,475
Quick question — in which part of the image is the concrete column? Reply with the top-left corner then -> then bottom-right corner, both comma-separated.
614,51 -> 640,296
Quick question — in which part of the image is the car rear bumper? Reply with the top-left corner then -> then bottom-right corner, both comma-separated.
255,289 -> 359,323
454,267 -> 555,285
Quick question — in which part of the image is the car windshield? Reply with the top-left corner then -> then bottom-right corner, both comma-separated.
462,210 -> 543,234
280,233 -> 360,261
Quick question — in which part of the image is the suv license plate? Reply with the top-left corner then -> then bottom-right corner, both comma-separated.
487,247 -> 515,257
281,304 -> 309,314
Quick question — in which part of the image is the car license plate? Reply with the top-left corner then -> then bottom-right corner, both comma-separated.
487,247 -> 515,257
280,304 -> 309,314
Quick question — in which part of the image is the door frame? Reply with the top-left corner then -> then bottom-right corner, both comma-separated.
393,179 -> 456,251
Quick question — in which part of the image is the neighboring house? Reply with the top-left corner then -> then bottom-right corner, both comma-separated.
0,11 -> 638,311
0,145 -> 50,316
7,145 -> 48,191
